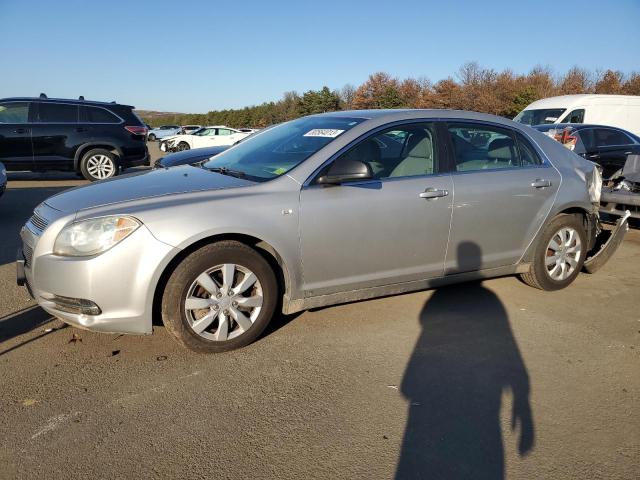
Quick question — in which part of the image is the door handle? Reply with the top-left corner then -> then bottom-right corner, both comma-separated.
531,179 -> 551,188
13,128 -> 29,134
419,188 -> 449,199
586,153 -> 599,159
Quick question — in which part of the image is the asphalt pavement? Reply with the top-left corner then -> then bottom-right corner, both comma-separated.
0,145 -> 638,479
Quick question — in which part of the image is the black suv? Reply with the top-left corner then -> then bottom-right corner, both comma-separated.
0,94 -> 148,181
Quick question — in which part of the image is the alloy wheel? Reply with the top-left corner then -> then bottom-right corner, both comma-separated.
184,263 -> 263,341
545,227 -> 582,281
86,154 -> 115,179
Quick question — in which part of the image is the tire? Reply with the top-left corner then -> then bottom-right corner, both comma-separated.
79,149 -> 119,181
161,241 -> 278,353
177,141 -> 190,151
520,214 -> 587,291
148,133 -> 156,142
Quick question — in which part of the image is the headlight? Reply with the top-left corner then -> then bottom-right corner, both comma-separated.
54,216 -> 140,257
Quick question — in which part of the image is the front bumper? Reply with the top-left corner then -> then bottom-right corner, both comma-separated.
19,220 -> 178,335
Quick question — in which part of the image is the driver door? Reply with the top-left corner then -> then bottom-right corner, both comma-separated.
299,122 -> 453,297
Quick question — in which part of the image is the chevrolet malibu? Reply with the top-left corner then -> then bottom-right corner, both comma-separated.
18,110 -> 606,352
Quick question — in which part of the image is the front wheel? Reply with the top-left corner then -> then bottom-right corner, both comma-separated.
161,241 -> 278,353
177,141 -> 190,151
80,149 -> 119,181
520,214 -> 587,291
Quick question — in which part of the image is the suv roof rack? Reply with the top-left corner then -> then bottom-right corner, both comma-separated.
79,95 -> 84,100
39,93 -> 47,99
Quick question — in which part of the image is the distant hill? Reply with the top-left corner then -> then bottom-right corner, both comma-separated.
135,110 -> 186,118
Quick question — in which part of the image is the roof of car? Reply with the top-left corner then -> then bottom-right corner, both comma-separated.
0,96 -> 134,109
312,108 -> 519,125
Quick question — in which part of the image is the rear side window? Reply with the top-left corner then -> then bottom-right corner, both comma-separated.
448,124 -> 518,171
593,128 -> 633,147
218,128 -> 233,136
80,106 -> 120,123
0,102 -> 29,123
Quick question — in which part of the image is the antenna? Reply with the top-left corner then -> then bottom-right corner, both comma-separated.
39,93 -> 47,99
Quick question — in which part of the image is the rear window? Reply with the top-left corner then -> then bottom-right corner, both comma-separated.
37,103 -> 78,122
514,108 -> 566,125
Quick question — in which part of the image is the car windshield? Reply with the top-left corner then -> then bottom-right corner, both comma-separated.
513,108 -> 566,125
201,116 -> 365,181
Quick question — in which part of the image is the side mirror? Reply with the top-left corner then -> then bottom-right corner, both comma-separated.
316,159 -> 373,185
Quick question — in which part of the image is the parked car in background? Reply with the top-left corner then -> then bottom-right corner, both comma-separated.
0,161 -> 6,197
0,94 -> 148,181
533,123 -> 640,179
514,94 -> 640,136
147,125 -> 181,141
160,125 -> 251,152
180,125 -> 202,135
19,109 -> 624,353
154,145 -> 229,168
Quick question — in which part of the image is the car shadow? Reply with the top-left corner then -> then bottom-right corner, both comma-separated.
395,242 -> 534,480
0,305 -> 55,350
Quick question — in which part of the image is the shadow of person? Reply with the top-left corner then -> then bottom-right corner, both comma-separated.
395,242 -> 534,480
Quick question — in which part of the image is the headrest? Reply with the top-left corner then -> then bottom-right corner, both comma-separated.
487,137 -> 516,161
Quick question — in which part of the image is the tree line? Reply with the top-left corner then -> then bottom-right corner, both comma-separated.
141,63 -> 640,128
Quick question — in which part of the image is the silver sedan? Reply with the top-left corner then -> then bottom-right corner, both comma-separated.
18,110 -> 609,352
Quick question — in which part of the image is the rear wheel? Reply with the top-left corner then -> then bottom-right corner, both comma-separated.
80,149 -> 118,181
520,214 -> 587,290
161,241 -> 278,353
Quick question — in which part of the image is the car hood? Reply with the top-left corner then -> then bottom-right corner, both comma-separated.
44,165 -> 254,213
162,134 -> 189,143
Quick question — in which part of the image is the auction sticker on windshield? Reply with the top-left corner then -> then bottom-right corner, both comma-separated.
303,129 -> 345,138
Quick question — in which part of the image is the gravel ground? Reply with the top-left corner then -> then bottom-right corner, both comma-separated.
0,146 -> 638,479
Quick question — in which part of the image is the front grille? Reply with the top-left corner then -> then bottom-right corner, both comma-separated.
29,212 -> 49,232
23,243 -> 33,267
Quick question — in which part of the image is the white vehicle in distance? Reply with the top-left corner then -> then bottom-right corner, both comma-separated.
514,94 -> 640,136
160,126 -> 252,152
147,125 -> 181,141
180,125 -> 202,134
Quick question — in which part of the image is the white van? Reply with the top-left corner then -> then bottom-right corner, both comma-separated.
514,94 -> 640,136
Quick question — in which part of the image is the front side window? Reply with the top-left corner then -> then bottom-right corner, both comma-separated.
593,128 -> 633,147
201,116 -> 365,181
37,103 -> 78,122
513,108 -> 566,125
561,109 -> 585,124
0,102 -> 29,123
448,124 -> 535,172
328,123 -> 438,179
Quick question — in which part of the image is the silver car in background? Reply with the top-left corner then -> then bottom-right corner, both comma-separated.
18,110 -> 611,352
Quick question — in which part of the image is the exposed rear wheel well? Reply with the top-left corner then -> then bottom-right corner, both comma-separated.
151,234 -> 288,326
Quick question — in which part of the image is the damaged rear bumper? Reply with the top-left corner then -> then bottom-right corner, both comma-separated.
583,211 -> 630,274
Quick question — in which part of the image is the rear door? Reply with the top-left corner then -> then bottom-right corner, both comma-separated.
30,102 -> 80,170
444,122 -> 560,273
299,121 -> 453,296
0,101 -> 33,170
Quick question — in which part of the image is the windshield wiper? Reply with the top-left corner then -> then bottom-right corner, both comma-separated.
204,166 -> 247,179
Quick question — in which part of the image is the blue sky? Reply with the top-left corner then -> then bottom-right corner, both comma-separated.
1,0 -> 638,112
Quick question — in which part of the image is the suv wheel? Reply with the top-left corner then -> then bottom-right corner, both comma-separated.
161,241 -> 278,353
520,214 -> 587,291
80,149 -> 119,181
177,141 -> 190,151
